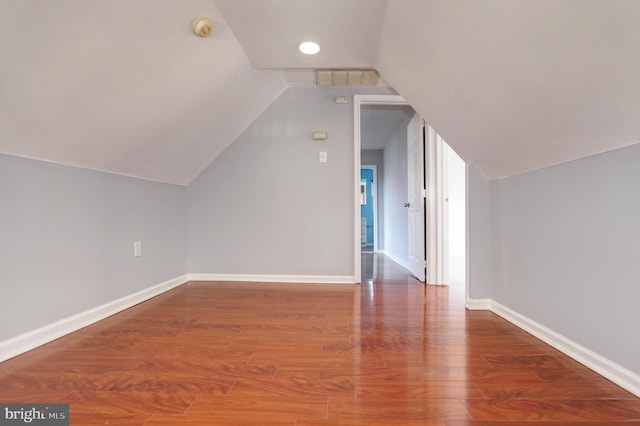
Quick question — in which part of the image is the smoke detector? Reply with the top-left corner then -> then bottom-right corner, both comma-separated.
192,17 -> 213,37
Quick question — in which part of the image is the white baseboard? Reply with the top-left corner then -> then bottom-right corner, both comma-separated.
465,297 -> 491,310
187,273 -> 355,284
381,250 -> 410,271
0,274 -> 188,362
466,297 -> 640,398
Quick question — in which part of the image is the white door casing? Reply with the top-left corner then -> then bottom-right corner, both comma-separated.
437,132 -> 449,285
425,125 -> 448,285
440,135 -> 450,285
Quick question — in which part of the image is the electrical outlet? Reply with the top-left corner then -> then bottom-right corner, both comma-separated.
134,241 -> 142,257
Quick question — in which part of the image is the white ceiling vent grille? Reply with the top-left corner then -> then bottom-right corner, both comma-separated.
315,69 -> 380,86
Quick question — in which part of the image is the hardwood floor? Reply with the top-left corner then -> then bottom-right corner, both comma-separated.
2,253 -> 639,424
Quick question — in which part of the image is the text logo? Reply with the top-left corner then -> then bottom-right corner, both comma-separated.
0,404 -> 68,425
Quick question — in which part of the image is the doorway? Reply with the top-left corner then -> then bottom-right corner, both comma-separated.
354,94 -> 413,282
360,166 -> 377,252
354,94 -> 467,291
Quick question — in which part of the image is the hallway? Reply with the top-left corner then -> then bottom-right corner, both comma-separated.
0,256 -> 639,424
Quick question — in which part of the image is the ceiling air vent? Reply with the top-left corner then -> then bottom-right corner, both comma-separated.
315,69 -> 380,86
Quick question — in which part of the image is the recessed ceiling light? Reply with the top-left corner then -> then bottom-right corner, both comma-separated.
299,41 -> 320,55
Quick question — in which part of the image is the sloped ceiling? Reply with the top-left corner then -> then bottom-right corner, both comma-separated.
3,0 -> 640,184
0,0 -> 287,185
376,0 -> 640,179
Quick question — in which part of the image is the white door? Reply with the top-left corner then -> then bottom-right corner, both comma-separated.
407,113 -> 426,282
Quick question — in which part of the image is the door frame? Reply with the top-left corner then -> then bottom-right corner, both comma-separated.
353,94 -> 408,283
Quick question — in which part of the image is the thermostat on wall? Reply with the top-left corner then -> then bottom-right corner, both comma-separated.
313,131 -> 328,140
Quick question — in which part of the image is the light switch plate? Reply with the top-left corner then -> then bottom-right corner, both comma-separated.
319,151 -> 327,163
134,241 -> 142,257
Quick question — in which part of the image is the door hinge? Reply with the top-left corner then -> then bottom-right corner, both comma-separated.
420,118 -> 426,128
422,188 -> 427,198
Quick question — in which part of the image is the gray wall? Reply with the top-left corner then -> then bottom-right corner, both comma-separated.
382,117 -> 410,263
0,154 -> 187,341
188,86 -> 394,277
361,149 -> 384,250
466,165 -> 496,299
482,143 -> 640,374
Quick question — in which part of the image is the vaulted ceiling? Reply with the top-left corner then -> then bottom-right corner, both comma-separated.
0,0 -> 287,185
2,0 -> 639,184
376,0 -> 640,179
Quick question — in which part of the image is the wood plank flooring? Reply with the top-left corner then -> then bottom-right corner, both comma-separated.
1,254 -> 639,424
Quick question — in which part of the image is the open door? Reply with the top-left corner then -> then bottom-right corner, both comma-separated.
407,113 -> 426,282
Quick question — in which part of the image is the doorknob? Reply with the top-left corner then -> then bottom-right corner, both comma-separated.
404,202 -> 410,208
